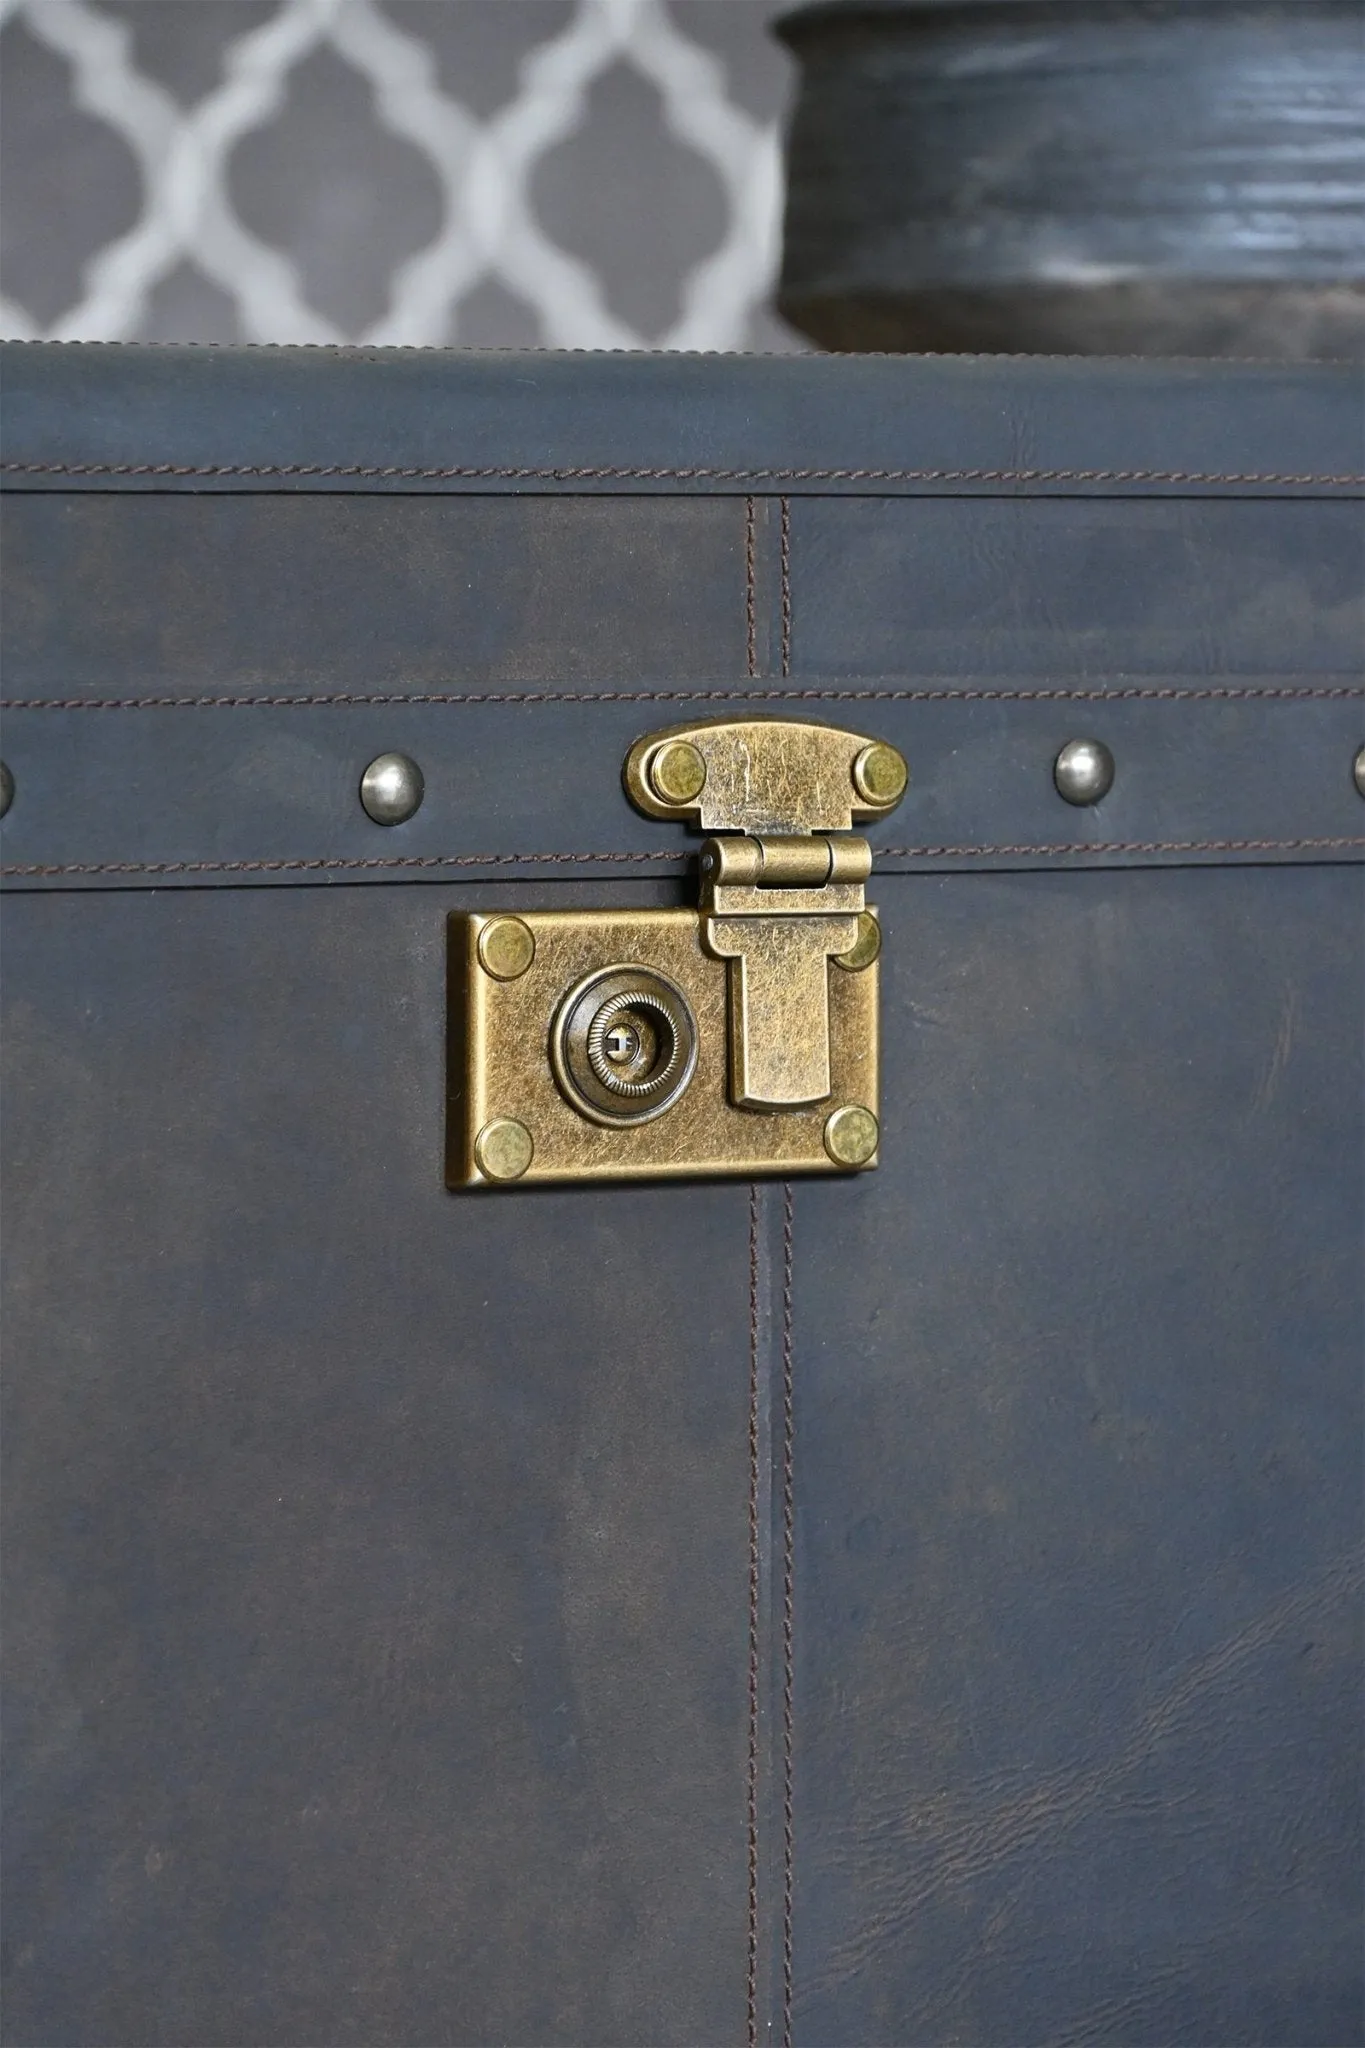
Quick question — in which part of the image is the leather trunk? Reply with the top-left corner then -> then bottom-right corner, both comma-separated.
2,343 -> 1362,2048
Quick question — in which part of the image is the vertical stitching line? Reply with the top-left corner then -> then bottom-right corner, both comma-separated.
747,1182 -> 761,2048
745,496 -> 758,680
780,496 -> 792,678
781,1182 -> 795,2046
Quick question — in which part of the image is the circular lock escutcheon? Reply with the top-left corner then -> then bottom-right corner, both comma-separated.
551,965 -> 699,1127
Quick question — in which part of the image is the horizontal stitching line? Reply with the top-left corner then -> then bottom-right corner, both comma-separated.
5,838 -> 1362,880
4,684 -> 1362,712
0,851 -> 684,878
2,460 -> 1361,487
878,837 -> 1365,857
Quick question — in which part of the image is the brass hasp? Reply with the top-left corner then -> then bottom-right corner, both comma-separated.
624,719 -> 907,1110
450,715 -> 906,1187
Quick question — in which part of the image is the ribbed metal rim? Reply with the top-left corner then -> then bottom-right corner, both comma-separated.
775,0 -> 1359,35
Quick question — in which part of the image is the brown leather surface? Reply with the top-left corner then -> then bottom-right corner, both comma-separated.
793,863 -> 1363,2046
1,492 -> 749,697
1,694 -> 1360,888
3,880 -> 750,2047
2,347 -> 1360,2047
5,490 -> 1359,701
784,494 -> 1365,680
3,344 -> 1360,493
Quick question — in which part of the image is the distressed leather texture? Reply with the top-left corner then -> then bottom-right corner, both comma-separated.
2,345 -> 1359,493
2,346 -> 1361,2048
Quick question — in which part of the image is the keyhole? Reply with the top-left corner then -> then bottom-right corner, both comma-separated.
604,1023 -> 641,1064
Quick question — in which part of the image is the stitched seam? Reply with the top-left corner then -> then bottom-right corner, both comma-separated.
6,684 -> 1361,711
747,1183 -> 761,2048
745,498 -> 757,682
0,851 -> 685,878
781,1183 -> 795,2048
780,498 -> 792,679
6,838 -> 1363,880
877,837 -> 1365,857
3,460 -> 1361,486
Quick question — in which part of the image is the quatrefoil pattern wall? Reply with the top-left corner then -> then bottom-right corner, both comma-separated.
0,0 -> 801,349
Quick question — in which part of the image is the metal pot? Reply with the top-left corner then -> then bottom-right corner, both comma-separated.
775,0 -> 1365,358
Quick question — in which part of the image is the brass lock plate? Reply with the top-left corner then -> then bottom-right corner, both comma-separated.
447,907 -> 880,1187
447,716 -> 906,1188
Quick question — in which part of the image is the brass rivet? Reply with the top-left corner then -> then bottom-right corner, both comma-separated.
649,740 -> 707,806
360,752 -> 424,825
834,910 -> 882,972
1354,745 -> 1365,798
474,1117 -> 533,1182
824,1104 -> 879,1169
851,741 -> 908,808
1054,738 -> 1114,806
477,916 -> 536,981
0,762 -> 12,818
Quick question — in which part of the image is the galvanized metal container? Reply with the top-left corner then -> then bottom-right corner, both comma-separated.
777,0 -> 1365,357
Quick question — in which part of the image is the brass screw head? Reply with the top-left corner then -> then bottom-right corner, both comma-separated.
360,751 -> 424,825
1354,745 -> 1365,798
834,910 -> 882,973
0,762 -> 12,818
649,739 -> 707,806
474,1117 -> 534,1182
477,916 -> 536,981
824,1104 -> 879,1169
1054,738 -> 1114,806
852,741 -> 908,808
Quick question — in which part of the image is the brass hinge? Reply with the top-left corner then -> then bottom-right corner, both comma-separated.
449,717 -> 907,1187
624,720 -> 905,1110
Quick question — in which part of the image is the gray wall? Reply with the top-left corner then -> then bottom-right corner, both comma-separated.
0,0 -> 804,349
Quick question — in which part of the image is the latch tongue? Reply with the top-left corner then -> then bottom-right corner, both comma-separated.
624,719 -> 907,1111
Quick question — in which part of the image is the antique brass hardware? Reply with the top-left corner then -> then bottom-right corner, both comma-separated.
628,720 -> 904,1111
448,717 -> 906,1187
551,965 -> 700,1127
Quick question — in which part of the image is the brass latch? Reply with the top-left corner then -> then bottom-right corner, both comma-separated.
624,721 -> 906,1109
448,718 -> 907,1187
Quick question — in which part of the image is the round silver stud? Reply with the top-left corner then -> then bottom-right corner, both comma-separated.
359,752 -> 424,826
1354,745 -> 1365,798
1054,738 -> 1115,807
0,762 -> 12,819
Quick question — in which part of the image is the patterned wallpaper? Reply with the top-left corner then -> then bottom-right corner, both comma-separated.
0,0 -> 804,349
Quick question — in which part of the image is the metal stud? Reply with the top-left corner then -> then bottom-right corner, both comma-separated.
359,752 -> 424,826
1054,738 -> 1115,806
474,1118 -> 534,1182
648,739 -> 707,806
852,741 -> 908,807
0,762 -> 12,819
477,916 -> 536,982
1354,745 -> 1365,798
833,910 -> 882,973
824,1103 -> 879,1169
